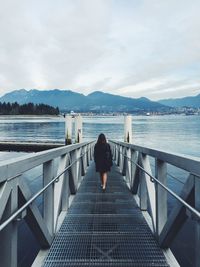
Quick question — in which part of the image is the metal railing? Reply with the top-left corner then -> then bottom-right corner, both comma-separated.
0,148 -> 92,232
110,140 -> 200,267
0,141 -> 94,267
115,145 -> 200,221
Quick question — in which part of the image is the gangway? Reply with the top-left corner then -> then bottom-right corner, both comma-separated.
42,162 -> 170,266
0,140 -> 200,266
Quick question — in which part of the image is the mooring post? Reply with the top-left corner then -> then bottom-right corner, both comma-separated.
75,114 -> 83,143
124,115 -> 132,143
65,115 -> 72,145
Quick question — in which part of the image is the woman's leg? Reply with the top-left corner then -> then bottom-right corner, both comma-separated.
99,172 -> 103,186
102,172 -> 107,189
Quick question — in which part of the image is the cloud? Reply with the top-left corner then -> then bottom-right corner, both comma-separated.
0,0 -> 200,99
0,0 -> 112,91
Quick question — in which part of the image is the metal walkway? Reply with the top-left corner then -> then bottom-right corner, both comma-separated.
43,162 -> 169,267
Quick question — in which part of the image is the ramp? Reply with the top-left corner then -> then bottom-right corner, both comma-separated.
43,162 -> 169,266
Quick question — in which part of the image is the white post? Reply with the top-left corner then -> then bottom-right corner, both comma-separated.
65,115 -> 72,145
124,115 -> 132,143
75,114 -> 83,143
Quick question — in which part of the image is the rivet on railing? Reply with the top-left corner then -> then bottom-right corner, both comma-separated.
14,209 -> 27,222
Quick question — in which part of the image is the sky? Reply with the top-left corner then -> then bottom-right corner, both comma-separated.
0,0 -> 200,100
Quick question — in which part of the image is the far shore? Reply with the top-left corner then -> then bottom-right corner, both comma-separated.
0,113 -> 199,118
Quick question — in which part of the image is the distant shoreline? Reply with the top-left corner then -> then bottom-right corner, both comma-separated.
0,113 -> 199,119
0,114 -> 61,118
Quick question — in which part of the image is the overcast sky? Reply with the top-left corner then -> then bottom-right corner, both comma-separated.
0,0 -> 200,100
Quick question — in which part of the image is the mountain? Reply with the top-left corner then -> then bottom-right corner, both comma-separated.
87,91 -> 167,111
0,89 -> 88,110
0,89 -> 169,112
158,93 -> 200,108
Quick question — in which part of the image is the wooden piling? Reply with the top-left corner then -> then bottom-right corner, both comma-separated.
65,115 -> 72,145
124,115 -> 132,143
75,115 -> 82,143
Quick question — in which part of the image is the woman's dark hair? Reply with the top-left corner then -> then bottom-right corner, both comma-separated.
97,133 -> 107,144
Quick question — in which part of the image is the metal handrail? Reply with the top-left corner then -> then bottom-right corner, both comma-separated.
149,162 -> 185,185
111,140 -> 200,177
0,145 -> 93,232
113,144 -> 200,221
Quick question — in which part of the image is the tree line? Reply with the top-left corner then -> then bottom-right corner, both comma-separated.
0,102 -> 59,115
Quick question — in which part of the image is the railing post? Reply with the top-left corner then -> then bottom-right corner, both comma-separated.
54,154 -> 68,231
90,144 -> 93,160
61,155 -> 70,212
130,150 -> 139,193
139,153 -> 147,211
119,146 -> 123,171
195,175 -> 200,267
69,149 -> 78,193
126,148 -> 131,183
110,143 -> 114,159
155,159 -> 167,239
80,146 -> 86,176
0,183 -> 18,267
83,145 -> 87,174
77,148 -> 82,183
86,145 -> 90,166
43,160 -> 54,236
117,145 -> 120,166
114,144 -> 118,163
122,147 -> 127,176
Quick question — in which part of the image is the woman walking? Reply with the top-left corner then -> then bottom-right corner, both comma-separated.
94,133 -> 112,191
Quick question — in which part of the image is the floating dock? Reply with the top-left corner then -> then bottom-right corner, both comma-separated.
0,141 -> 64,152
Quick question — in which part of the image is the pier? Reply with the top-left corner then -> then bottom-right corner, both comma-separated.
0,141 -> 63,152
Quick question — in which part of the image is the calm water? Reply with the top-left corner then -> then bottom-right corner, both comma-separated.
0,114 -> 199,267
0,114 -> 199,156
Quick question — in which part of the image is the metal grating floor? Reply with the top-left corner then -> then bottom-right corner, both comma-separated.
43,162 -> 170,267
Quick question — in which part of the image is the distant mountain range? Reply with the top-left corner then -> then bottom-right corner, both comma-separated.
0,89 -> 169,112
158,93 -> 200,108
0,89 -> 199,112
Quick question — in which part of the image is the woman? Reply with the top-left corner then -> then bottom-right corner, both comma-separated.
94,133 -> 112,190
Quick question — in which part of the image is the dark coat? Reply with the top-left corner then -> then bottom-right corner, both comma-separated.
94,142 -> 113,172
